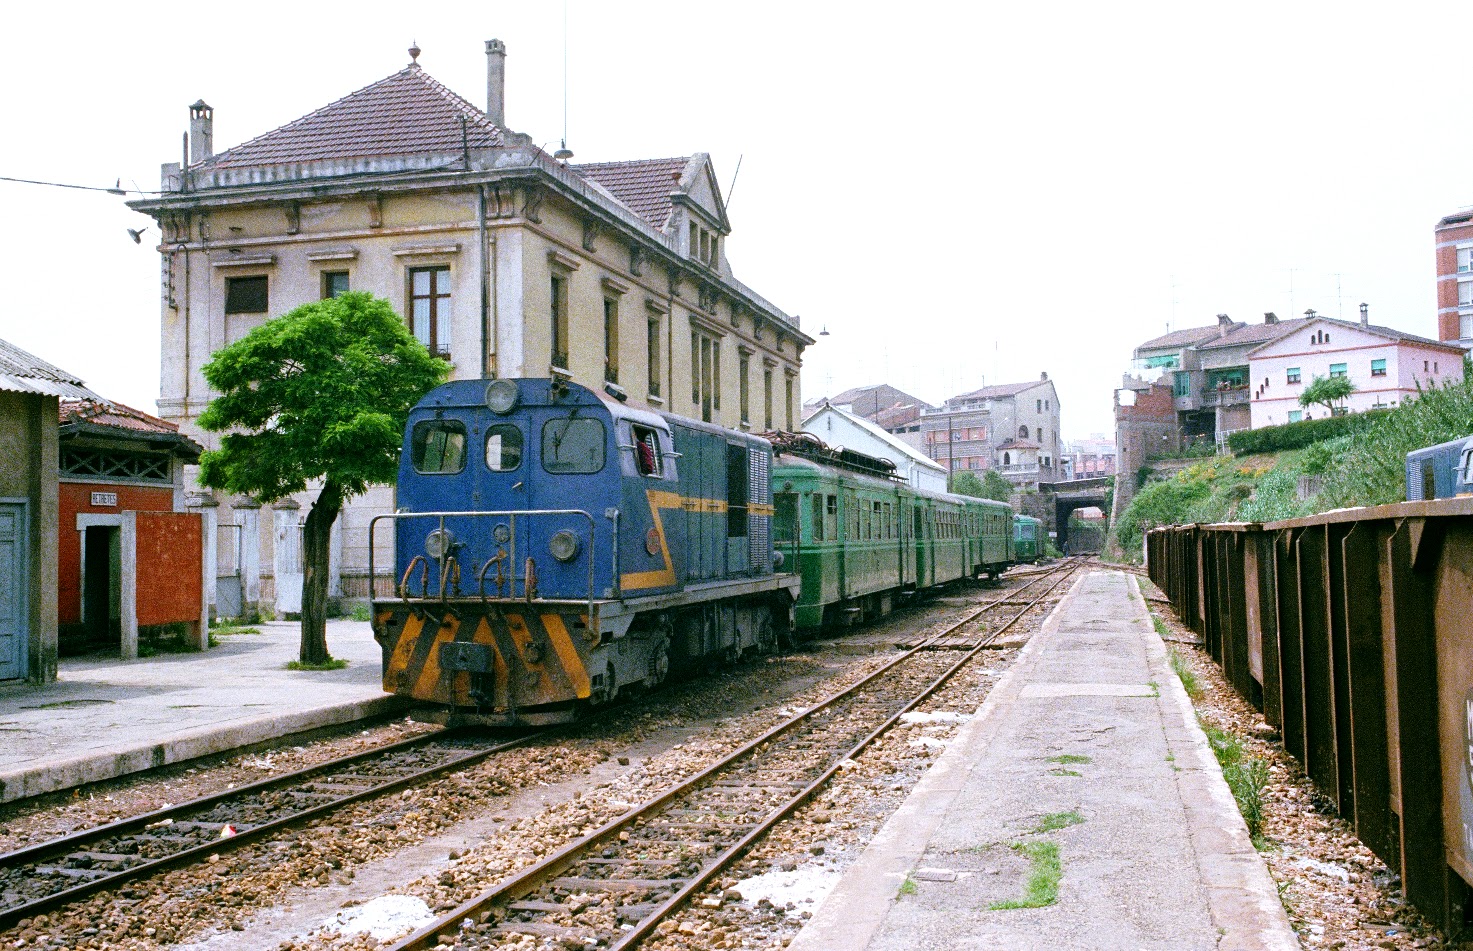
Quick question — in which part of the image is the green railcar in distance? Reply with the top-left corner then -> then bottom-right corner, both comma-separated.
769,436 -> 1013,633
1013,514 -> 1045,564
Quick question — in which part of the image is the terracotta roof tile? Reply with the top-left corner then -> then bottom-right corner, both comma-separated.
571,157 -> 690,230
205,66 -> 504,169
1197,318 -> 1309,350
60,399 -> 179,435
1136,323 -> 1241,351
950,380 -> 1045,401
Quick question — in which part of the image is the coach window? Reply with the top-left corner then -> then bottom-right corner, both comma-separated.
485,424 -> 523,472
631,425 -> 663,477
825,495 -> 839,541
542,417 -> 606,474
811,494 -> 825,543
411,419 -> 467,474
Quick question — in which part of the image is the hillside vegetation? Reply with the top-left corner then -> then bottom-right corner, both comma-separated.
1115,371 -> 1473,558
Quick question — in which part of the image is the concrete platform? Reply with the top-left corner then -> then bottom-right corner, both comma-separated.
0,620 -> 405,804
790,571 -> 1297,951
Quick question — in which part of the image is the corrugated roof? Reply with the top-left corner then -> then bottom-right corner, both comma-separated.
0,338 -> 103,400
571,157 -> 690,230
204,65 -> 504,169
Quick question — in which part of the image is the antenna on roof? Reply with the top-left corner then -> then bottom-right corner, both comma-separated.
553,0 -> 574,162
725,154 -> 744,210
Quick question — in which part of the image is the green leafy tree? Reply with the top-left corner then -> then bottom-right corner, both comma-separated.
1298,375 -> 1356,415
949,469 -> 1015,502
197,293 -> 448,664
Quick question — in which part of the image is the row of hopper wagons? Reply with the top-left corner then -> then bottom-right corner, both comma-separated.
371,377 -> 1047,726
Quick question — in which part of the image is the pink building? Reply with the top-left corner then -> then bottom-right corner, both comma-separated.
1247,310 -> 1465,428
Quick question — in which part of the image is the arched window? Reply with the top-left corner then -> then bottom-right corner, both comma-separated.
1018,425 -> 1028,438
1003,452 -> 1011,466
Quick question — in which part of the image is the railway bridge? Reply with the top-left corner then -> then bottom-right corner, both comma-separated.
1029,476 -> 1110,552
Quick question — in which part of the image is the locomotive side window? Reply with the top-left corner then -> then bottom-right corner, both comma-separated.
411,420 -> 467,474
485,424 -> 523,472
726,444 -> 749,537
633,425 -> 663,477
542,417 -> 606,474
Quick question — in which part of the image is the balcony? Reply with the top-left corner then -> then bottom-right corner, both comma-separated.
1199,385 -> 1249,408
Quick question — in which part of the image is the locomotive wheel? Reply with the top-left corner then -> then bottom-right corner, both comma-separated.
648,637 -> 670,689
755,611 -> 776,655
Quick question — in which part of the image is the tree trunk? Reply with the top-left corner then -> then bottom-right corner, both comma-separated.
299,481 -> 344,665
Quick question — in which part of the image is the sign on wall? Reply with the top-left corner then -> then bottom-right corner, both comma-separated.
90,492 -> 118,507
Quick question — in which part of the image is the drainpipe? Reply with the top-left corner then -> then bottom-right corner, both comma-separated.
479,184 -> 491,378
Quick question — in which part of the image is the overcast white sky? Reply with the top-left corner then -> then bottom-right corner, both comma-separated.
3,2 -> 1469,439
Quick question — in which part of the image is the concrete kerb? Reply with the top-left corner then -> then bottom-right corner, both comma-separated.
0,695 -> 409,804
1132,573 -> 1299,951
787,570 -> 1095,951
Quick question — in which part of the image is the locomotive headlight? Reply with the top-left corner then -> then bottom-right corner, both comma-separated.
493,523 -> 512,544
549,530 -> 580,562
425,528 -> 456,561
485,379 -> 519,415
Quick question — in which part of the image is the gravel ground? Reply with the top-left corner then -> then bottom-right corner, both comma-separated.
1144,580 -> 1470,951
2,577 -> 1049,951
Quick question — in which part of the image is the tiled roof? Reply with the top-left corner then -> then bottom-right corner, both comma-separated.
1247,316 -> 1467,355
949,380 -> 1043,402
204,65 -> 504,169
1197,318 -> 1310,350
571,157 -> 690,230
60,399 -> 202,456
0,338 -> 102,400
871,403 -> 923,430
1136,322 -> 1241,352
996,438 -> 1041,450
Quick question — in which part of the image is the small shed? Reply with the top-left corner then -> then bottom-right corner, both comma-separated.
58,400 -> 205,658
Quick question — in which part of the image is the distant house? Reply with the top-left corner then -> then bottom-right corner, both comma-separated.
807,383 -> 934,452
802,401 -> 947,493
919,374 -> 1062,487
0,339 -> 103,682
1248,310 -> 1466,427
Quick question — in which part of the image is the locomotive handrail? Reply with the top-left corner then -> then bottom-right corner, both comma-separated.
370,509 -> 600,620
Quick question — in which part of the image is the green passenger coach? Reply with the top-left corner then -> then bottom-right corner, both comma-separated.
768,435 -> 1015,633
1012,514 -> 1044,563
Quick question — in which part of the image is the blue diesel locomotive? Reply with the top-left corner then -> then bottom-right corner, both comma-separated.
371,377 -> 1019,725
1405,435 -> 1473,501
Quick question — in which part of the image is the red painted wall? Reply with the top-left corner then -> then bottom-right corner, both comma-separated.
58,482 -> 174,626
135,512 -> 202,627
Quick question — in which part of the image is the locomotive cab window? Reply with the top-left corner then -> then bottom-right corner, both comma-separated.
411,419 -> 468,474
632,425 -> 663,477
542,417 -> 606,474
485,424 -> 523,472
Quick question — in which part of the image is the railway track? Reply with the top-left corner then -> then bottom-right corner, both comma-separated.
389,558 -> 1082,951
0,728 -> 533,929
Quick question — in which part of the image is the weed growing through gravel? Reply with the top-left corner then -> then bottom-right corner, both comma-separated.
1168,646 -> 1203,700
211,624 -> 262,637
898,875 -> 918,898
989,842 -> 1062,909
1030,810 -> 1083,834
1151,613 -> 1170,638
1047,754 -> 1091,765
1200,718 -> 1270,846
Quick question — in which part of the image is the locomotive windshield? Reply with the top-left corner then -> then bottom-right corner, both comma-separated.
485,424 -> 523,472
542,416 -> 606,473
411,420 -> 467,474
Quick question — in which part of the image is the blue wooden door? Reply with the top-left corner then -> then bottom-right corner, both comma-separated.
0,503 -> 26,680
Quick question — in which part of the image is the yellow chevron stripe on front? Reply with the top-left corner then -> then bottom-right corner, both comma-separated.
542,613 -> 592,699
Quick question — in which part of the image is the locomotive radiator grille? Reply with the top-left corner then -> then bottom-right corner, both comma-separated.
749,448 -> 771,567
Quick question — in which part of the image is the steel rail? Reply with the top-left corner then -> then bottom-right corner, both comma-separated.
391,558 -> 1082,950
0,729 -> 538,929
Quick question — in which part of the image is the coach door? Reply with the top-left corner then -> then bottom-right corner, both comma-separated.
913,504 -> 928,589
0,503 -> 26,680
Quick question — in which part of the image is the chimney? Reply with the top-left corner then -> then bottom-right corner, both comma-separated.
189,100 -> 213,165
1040,371 -> 1048,381
1264,311 -> 1278,325
1359,302 -> 1369,328
1217,313 -> 1232,338
485,39 -> 507,128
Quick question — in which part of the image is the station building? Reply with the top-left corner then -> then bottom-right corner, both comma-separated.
128,41 -> 808,612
